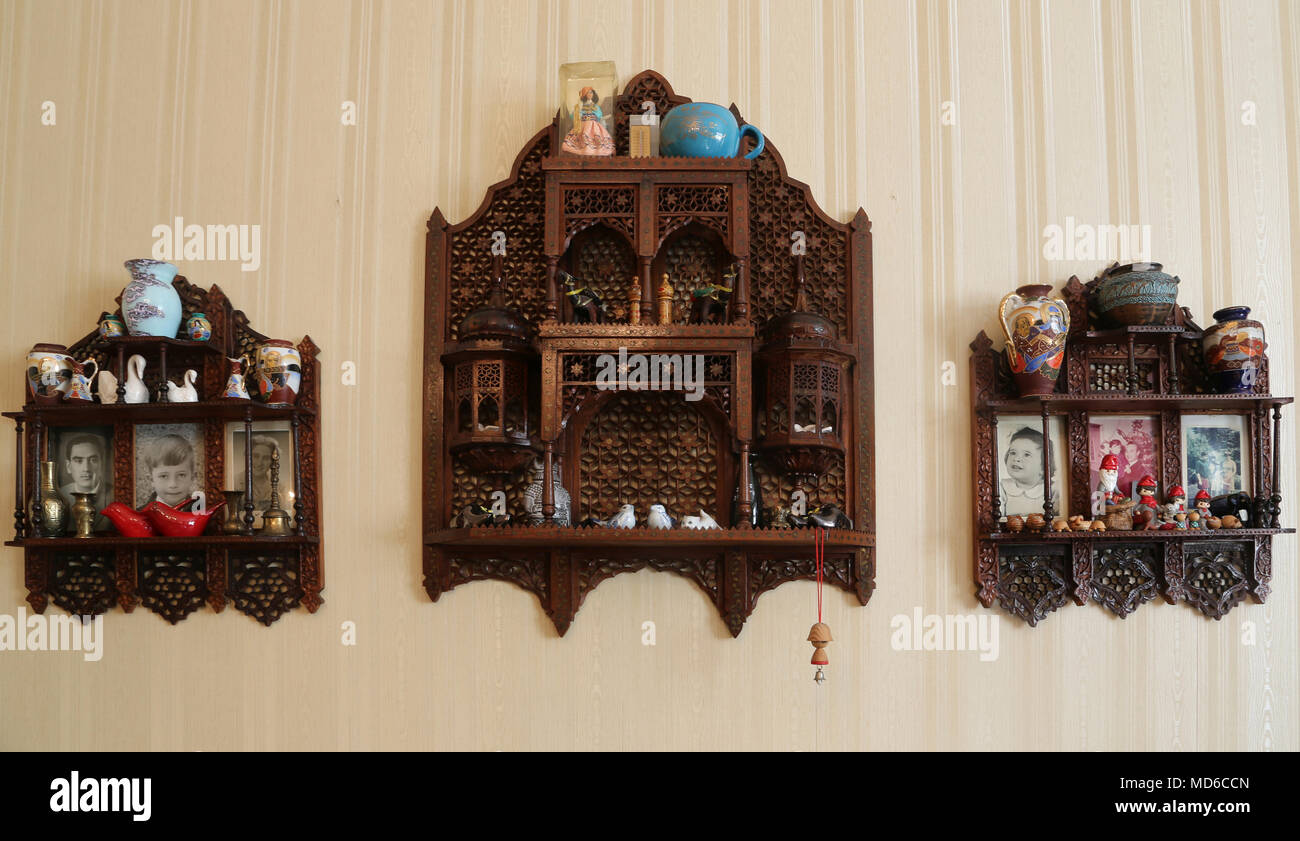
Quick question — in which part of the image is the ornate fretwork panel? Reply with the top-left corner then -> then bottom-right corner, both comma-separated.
576,554 -> 719,606
230,552 -> 303,626
48,551 -> 117,617
997,548 -> 1070,626
563,186 -> 636,244
1088,358 -> 1157,393
449,453 -> 533,527
754,457 -> 846,517
656,184 -> 730,244
747,154 -> 849,339
1183,542 -> 1251,620
1090,545 -> 1159,618
447,133 -> 550,340
658,230 -> 730,323
138,550 -> 208,625
578,391 -> 719,521
567,227 -> 638,321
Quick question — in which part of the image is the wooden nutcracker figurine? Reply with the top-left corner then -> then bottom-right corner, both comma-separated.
628,277 -> 641,325
657,273 -> 674,325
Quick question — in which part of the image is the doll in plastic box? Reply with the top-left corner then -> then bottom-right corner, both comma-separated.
562,86 -> 615,156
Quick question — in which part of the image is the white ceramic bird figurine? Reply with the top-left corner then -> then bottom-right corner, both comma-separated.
682,509 -> 720,530
648,504 -> 676,529
164,369 -> 199,403
609,503 -> 637,529
124,354 -> 149,404
96,369 -> 118,404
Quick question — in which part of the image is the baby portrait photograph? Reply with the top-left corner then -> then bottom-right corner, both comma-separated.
996,414 -> 1067,518
133,423 -> 204,510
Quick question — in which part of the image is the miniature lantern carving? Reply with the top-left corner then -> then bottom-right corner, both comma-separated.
756,244 -> 850,488
445,253 -> 537,476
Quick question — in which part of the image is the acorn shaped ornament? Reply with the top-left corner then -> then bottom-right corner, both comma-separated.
808,621 -> 832,683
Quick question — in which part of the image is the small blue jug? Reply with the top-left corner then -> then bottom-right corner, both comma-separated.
659,102 -> 764,160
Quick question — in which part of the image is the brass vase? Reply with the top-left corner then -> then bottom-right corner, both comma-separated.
71,492 -> 96,538
29,461 -> 69,537
221,490 -> 246,535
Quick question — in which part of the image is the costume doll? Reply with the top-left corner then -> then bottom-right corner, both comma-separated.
562,86 -> 615,156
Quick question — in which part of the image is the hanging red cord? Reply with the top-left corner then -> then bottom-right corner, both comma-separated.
808,527 -> 831,683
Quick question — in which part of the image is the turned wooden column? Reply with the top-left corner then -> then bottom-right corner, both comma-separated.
13,419 -> 25,539
1040,403 -> 1055,521
542,441 -> 555,520
545,256 -> 559,322
639,256 -> 654,324
738,441 -> 753,525
733,256 -> 749,324
242,410 -> 255,534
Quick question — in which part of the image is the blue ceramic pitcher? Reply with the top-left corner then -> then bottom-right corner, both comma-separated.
660,102 -> 764,159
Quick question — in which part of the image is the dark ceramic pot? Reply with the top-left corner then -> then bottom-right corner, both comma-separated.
1094,263 -> 1179,327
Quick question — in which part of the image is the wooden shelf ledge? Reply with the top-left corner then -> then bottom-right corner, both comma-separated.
982,528 -> 1293,542
4,401 -> 315,424
426,525 -> 874,549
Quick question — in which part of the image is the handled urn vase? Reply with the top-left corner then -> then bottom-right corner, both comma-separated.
999,284 -> 1070,397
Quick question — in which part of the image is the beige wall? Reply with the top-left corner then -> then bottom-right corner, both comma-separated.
1,0 -> 1296,750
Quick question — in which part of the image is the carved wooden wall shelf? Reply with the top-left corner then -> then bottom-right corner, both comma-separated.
971,276 -> 1290,625
7,277 -> 324,626
423,69 -> 876,636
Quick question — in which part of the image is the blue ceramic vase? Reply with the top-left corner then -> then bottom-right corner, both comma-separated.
660,103 -> 764,159
122,259 -> 182,338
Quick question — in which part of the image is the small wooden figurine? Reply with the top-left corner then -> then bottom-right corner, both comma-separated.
808,622 -> 831,684
628,277 -> 641,325
657,273 -> 674,325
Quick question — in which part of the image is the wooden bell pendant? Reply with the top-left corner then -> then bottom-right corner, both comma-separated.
808,622 -> 831,683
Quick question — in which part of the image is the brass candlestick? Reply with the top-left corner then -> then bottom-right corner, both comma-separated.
657,273 -> 673,325
259,449 -> 293,537
71,492 -> 96,538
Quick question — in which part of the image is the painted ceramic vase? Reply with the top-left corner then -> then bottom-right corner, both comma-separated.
222,357 -> 251,400
29,461 -> 69,537
186,312 -> 212,342
64,358 -> 97,403
252,340 -> 302,406
25,343 -> 73,404
1202,306 -> 1266,394
1094,262 -> 1180,327
97,311 -> 126,339
122,259 -> 182,337
523,460 -> 571,526
660,102 -> 765,159
998,284 -> 1070,396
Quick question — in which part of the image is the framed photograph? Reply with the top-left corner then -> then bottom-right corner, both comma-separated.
995,414 -> 1068,518
50,425 -> 114,530
225,421 -> 295,529
1088,414 -> 1158,500
134,423 -> 205,509
1182,414 -> 1250,497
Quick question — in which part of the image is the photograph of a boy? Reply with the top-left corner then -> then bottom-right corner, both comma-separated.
998,424 -> 1060,517
138,432 -> 198,510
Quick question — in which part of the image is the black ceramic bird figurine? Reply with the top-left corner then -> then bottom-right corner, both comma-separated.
453,504 -> 511,528
807,504 -> 853,530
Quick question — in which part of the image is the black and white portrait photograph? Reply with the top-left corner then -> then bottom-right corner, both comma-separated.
1183,414 -> 1250,497
133,423 -> 204,510
52,426 -> 114,530
225,421 -> 295,529
996,414 -> 1067,518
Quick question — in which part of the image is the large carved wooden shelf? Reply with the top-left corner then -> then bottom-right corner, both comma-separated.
9,277 -> 324,627
970,274 -> 1289,626
423,69 -> 876,637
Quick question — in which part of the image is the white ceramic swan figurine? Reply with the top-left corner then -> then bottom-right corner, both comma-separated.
164,369 -> 199,403
124,354 -> 149,404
